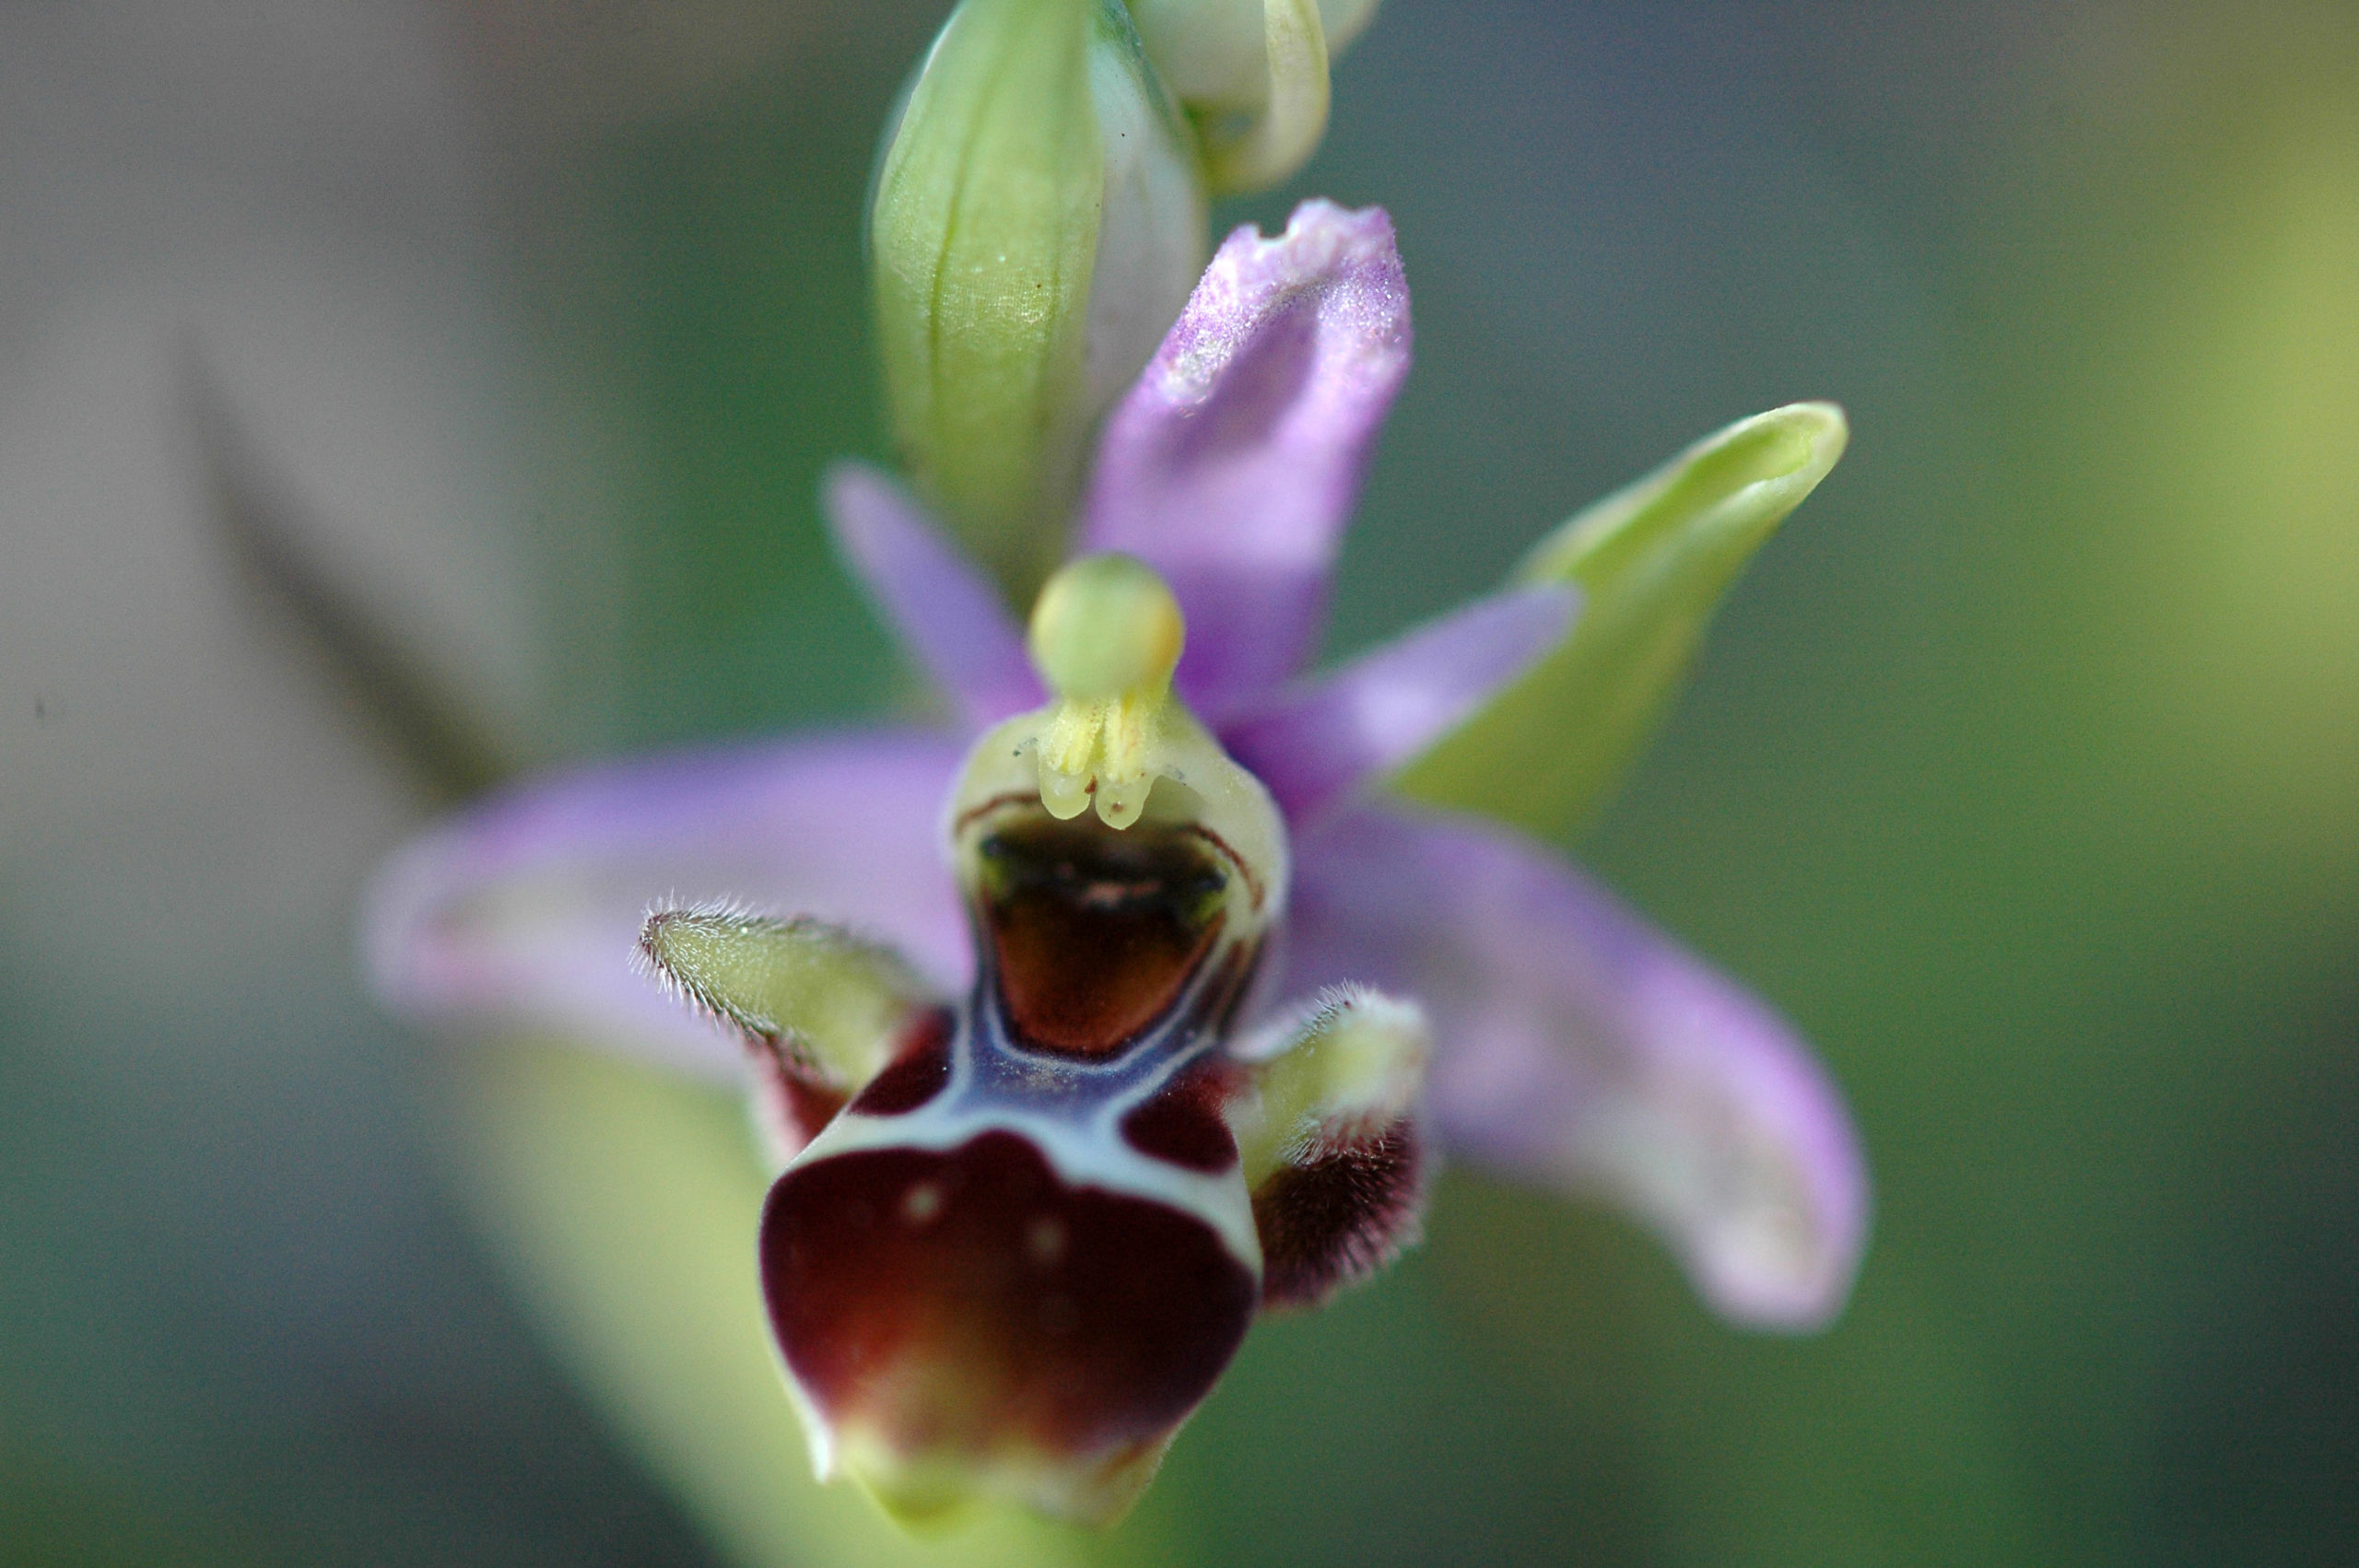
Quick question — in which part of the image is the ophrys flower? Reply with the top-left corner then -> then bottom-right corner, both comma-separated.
369,200 -> 1866,1527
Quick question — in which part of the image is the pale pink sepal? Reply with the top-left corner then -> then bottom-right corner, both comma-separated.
363,731 -> 970,1077
1282,804 -> 1870,1329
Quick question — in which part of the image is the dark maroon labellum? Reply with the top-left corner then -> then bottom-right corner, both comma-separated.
760,1130 -> 1256,1469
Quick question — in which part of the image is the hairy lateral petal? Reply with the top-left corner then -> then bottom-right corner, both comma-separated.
1284,806 -> 1868,1328
1078,200 -> 1411,715
364,731 -> 969,1078
825,463 -> 1045,732
1220,582 -> 1575,825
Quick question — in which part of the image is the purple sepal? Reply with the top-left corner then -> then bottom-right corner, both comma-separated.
825,462 -> 1045,733
363,730 -> 969,1078
1219,582 -> 1576,825
1078,200 -> 1412,717
1282,804 -> 1869,1329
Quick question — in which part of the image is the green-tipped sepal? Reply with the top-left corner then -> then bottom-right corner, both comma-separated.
871,0 -> 1206,593
1398,402 -> 1850,836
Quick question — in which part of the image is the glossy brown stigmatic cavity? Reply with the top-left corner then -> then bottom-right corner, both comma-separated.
761,1131 -> 1257,1515
975,811 -> 1228,1057
1252,1124 -> 1426,1309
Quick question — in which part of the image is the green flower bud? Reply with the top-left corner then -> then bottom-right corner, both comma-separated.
1126,0 -> 1380,193
871,0 -> 1206,595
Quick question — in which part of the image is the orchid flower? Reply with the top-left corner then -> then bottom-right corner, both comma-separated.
367,201 -> 1866,1527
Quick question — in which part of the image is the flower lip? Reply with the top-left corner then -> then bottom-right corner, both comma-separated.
760,1128 -> 1258,1524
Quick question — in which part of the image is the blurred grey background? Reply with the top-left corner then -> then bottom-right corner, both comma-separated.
4,2 -> 2353,1563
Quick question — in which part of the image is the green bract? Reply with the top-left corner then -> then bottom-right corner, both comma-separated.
870,0 -> 1205,594
1399,403 -> 1850,837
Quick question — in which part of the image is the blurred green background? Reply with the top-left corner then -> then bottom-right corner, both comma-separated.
3,1 -> 2353,1563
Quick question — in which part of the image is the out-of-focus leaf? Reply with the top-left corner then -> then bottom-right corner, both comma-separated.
1396,402 -> 1848,837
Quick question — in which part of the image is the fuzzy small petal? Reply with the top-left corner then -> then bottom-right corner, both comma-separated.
1220,582 -> 1575,824
364,731 -> 970,1077
1284,806 -> 1868,1329
825,463 -> 1045,731
1078,200 -> 1411,715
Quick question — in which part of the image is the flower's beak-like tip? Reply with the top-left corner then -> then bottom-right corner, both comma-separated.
1027,552 -> 1186,703
816,459 -> 878,544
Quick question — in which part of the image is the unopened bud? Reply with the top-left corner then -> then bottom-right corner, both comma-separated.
871,0 -> 1206,594
1126,0 -> 1381,193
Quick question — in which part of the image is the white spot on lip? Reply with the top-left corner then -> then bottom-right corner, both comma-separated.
901,1181 -> 945,1225
1025,1214 -> 1069,1267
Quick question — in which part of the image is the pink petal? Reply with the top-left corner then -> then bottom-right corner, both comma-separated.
1219,583 -> 1576,825
363,730 -> 970,1077
1282,805 -> 1869,1329
825,463 -> 1045,733
1078,200 -> 1412,716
